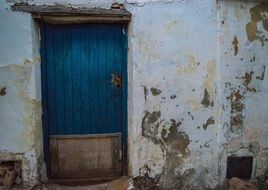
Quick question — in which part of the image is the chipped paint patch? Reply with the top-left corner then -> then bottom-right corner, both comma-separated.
232,36 -> 239,56
201,88 -> 214,108
164,120 -> 189,156
187,100 -> 202,111
0,86 -> 7,96
141,110 -> 190,189
160,120 -> 190,189
256,66 -> 266,80
150,87 -> 162,96
203,117 -> 215,130
170,95 -> 176,99
176,55 -> 198,74
246,2 -> 268,46
242,71 -> 256,92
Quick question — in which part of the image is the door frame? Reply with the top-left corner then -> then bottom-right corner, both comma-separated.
40,20 -> 129,179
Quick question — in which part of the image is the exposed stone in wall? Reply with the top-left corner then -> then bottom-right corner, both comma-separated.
141,109 -> 194,189
133,166 -> 160,190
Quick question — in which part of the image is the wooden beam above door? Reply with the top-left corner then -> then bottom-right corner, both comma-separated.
11,4 -> 131,24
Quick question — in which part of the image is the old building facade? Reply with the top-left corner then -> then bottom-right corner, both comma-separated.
0,0 -> 268,189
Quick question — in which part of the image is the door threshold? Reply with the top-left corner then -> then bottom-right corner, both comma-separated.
48,177 -> 121,186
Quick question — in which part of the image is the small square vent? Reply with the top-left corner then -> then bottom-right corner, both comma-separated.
226,156 -> 253,179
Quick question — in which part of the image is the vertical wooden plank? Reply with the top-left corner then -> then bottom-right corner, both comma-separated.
80,27 -> 91,134
46,25 -> 57,135
63,27 -> 73,134
50,138 -> 59,178
114,25 -> 123,133
72,26 -> 82,134
89,28 -> 98,134
111,135 -> 121,169
121,24 -> 129,174
54,27 -> 65,135
97,28 -> 107,133
106,27 -> 115,134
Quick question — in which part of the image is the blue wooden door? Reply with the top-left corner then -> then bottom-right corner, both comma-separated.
41,23 -> 127,179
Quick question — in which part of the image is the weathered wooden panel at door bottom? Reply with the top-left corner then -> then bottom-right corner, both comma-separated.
50,133 -> 122,179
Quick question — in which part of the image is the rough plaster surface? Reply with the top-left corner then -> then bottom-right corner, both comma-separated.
0,1 -> 43,188
217,0 -> 268,185
0,0 -> 268,189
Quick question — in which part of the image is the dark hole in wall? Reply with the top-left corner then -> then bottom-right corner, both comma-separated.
0,161 -> 22,188
226,156 -> 253,179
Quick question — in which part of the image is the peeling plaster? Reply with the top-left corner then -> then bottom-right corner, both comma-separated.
150,87 -> 162,96
246,2 -> 268,46
203,117 -> 215,130
0,86 -> 7,96
218,1 -> 268,188
232,36 -> 239,56
0,1 -> 43,187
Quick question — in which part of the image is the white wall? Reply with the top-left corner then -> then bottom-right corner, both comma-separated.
0,1 -> 42,187
0,0 -> 267,189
